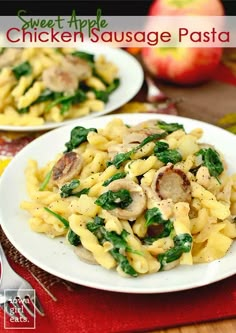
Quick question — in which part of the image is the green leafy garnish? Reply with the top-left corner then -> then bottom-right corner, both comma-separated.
110,248 -> 138,277
95,189 -> 133,210
107,151 -> 132,169
144,220 -> 174,245
39,169 -> 52,191
65,126 -> 97,152
195,148 -> 224,182
156,149 -> 182,164
46,89 -> 87,114
67,228 -> 81,246
145,207 -> 168,227
92,78 -> 120,103
93,90 -> 109,103
60,179 -> 89,198
154,141 -> 169,152
44,207 -> 69,228
60,179 -> 80,197
12,61 -> 32,79
107,132 -> 167,169
71,51 -> 95,63
86,216 -> 105,232
17,107 -> 29,114
154,141 -> 182,164
174,233 -> 192,252
158,233 -> 192,270
144,207 -> 174,244
106,78 -> 120,94
34,88 -> 58,104
86,217 -> 138,277
157,120 -> 184,134
102,172 -> 127,186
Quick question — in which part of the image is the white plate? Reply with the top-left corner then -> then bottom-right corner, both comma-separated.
0,114 -> 235,293
0,45 -> 144,132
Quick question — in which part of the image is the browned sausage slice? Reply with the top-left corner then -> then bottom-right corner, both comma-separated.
152,164 -> 191,203
52,151 -> 83,186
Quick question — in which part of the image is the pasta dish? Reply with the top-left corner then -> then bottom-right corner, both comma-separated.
20,117 -> 236,277
0,47 -> 119,126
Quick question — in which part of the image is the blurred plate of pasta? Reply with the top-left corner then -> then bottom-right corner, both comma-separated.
0,113 -> 236,293
0,45 -> 143,131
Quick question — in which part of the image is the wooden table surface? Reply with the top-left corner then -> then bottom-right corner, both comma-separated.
137,78 -> 236,333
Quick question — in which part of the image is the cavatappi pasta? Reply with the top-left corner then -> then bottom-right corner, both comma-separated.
20,118 -> 236,277
0,47 -> 119,126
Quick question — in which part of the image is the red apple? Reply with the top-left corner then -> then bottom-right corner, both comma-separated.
142,47 -> 223,85
141,0 -> 224,85
149,0 -> 224,16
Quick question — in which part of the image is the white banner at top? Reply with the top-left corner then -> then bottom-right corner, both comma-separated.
0,11 -> 235,47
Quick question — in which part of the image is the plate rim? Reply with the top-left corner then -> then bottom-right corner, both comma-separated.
0,113 -> 236,294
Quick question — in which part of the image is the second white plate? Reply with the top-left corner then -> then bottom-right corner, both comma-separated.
0,45 -> 144,132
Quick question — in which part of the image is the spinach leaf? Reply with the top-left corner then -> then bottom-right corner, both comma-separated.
60,100 -> 72,115
12,61 -> 32,79
0,47 -> 5,55
154,141 -> 169,153
39,169 -> 52,191
107,132 -> 167,169
44,207 -> 69,228
137,132 -> 167,150
95,189 -> 133,210
145,207 -> 168,227
92,78 -> 120,103
103,229 -> 129,250
46,89 -> 87,113
158,247 -> 183,268
144,207 -> 174,244
106,78 -> 120,94
154,141 -> 182,164
67,228 -> 81,246
33,88 -> 58,104
60,179 -> 80,198
110,248 -> 138,277
71,51 -> 95,63
93,90 -> 109,103
157,120 -> 184,134
86,217 -> 138,277
155,149 -> 182,164
195,148 -> 224,182
107,151 -> 132,169
60,179 -> 89,198
103,172 -> 126,186
144,221 -> 174,245
17,107 -> 29,114
86,216 -> 105,232
174,233 -> 192,253
158,233 -> 192,270
65,126 -> 97,152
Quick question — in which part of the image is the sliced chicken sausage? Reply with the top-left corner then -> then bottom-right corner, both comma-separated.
107,179 -> 146,221
151,164 -> 191,203
42,66 -> 78,93
64,55 -> 92,80
52,151 -> 83,187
